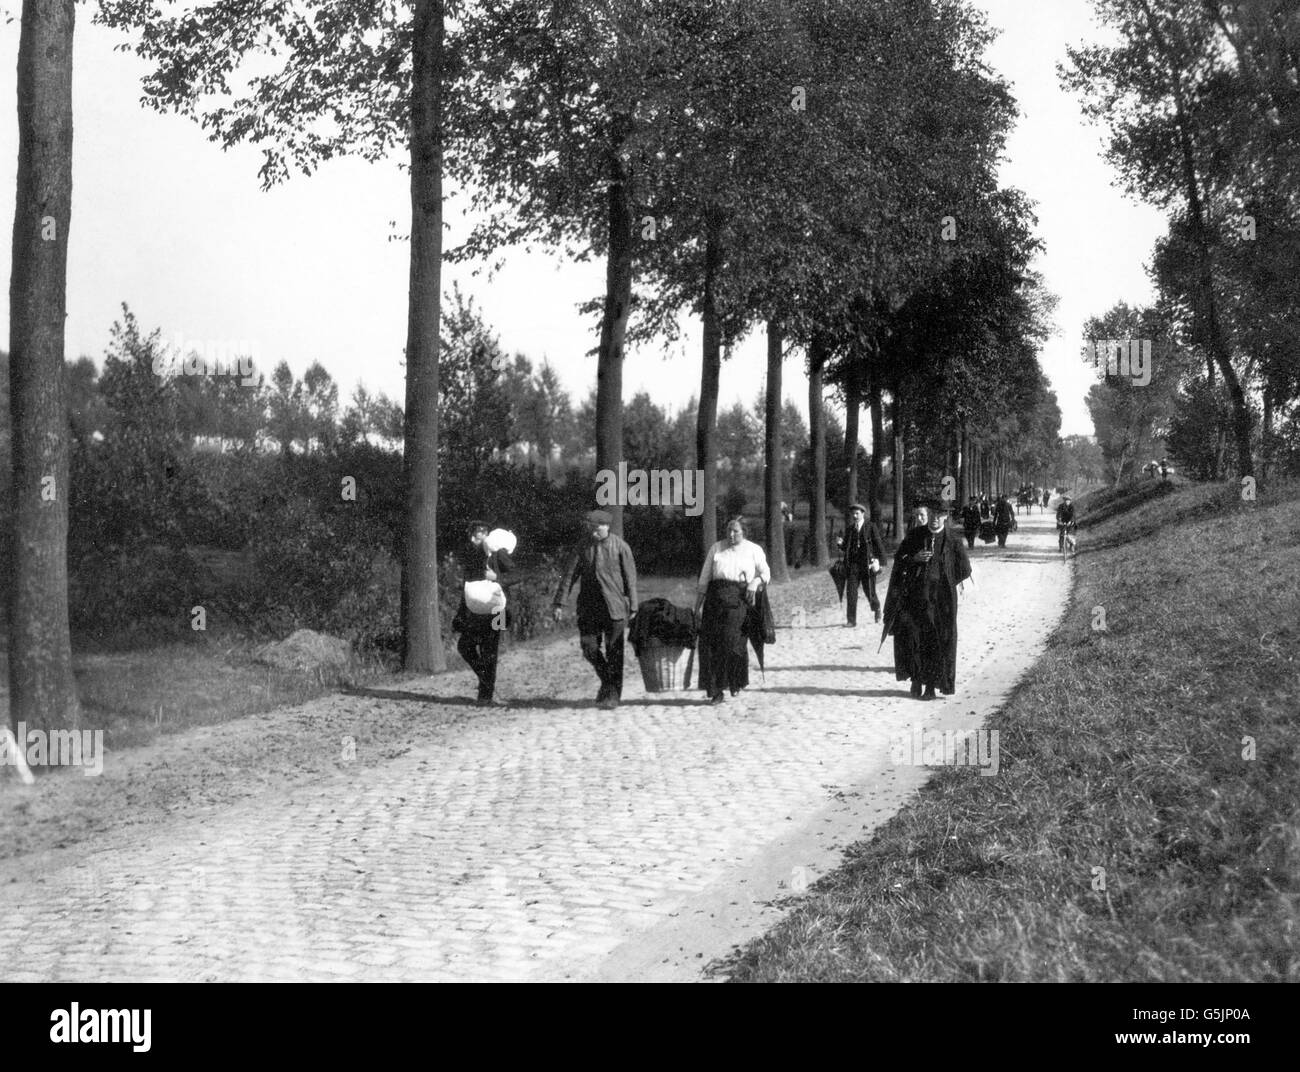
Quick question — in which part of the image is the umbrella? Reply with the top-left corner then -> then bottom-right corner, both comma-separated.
743,585 -> 776,678
829,559 -> 847,602
878,562 -> 920,653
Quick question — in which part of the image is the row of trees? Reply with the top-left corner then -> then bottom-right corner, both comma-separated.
1064,0 -> 1300,485
10,0 -> 1061,735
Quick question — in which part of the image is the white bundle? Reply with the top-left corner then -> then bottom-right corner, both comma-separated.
464,580 -> 507,615
484,528 -> 517,555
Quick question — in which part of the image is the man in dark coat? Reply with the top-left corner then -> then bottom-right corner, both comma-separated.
993,494 -> 1015,547
452,520 -> 514,706
552,509 -> 639,708
1055,494 -> 1076,552
960,496 -> 981,549
883,498 -> 973,701
839,502 -> 888,626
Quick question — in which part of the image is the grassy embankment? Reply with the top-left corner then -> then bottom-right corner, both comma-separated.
721,477 -> 1299,982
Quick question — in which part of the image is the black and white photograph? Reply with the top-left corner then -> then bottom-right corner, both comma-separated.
0,0 -> 1294,1034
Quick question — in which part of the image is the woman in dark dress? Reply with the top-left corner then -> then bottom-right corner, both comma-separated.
695,517 -> 771,703
452,521 -> 514,706
886,499 -> 973,700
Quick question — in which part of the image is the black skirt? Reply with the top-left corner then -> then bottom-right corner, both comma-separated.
699,579 -> 749,695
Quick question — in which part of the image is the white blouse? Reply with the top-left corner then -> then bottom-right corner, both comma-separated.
698,538 -> 771,595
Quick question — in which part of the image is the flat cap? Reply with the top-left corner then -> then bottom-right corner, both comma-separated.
585,509 -> 613,524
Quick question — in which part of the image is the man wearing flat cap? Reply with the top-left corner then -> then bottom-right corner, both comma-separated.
838,502 -> 888,626
552,510 -> 639,708
882,497 -> 972,701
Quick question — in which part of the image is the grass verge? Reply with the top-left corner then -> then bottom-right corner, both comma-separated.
717,479 -> 1299,981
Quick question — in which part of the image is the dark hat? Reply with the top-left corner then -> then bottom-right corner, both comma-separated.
467,519 -> 490,536
919,496 -> 950,514
585,509 -> 613,524
848,502 -> 867,514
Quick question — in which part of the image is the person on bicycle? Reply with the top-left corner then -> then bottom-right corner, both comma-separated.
1055,494 -> 1076,552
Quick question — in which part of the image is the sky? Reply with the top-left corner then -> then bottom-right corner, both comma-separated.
0,0 -> 1169,437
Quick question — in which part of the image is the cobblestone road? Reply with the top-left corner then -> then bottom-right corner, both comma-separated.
0,513 -> 1069,981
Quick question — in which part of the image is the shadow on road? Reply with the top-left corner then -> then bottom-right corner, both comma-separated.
764,664 -> 895,673
761,686 -> 904,698
978,550 -> 1070,564
341,686 -> 710,710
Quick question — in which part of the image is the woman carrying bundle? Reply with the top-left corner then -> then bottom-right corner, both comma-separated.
695,517 -> 771,704
452,520 -> 514,706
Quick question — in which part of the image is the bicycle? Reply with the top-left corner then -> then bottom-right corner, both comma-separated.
1058,521 -> 1077,557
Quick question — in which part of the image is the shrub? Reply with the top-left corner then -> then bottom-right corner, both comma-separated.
437,460 -> 590,559
69,544 -> 205,638
234,494 -> 387,622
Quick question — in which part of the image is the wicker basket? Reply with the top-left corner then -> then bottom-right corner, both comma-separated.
637,639 -> 695,692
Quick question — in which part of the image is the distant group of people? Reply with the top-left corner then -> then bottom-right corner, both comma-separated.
454,487 -> 1076,708
1015,484 -> 1051,513
1141,458 -> 1172,481
958,492 -> 1016,548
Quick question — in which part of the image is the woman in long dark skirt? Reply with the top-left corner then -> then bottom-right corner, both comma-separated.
695,517 -> 771,704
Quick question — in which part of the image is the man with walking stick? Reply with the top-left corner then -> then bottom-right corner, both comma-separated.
880,498 -> 973,701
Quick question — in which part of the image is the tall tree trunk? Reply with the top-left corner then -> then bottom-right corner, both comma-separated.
959,422 -> 969,504
696,212 -> 723,558
764,319 -> 788,582
867,372 -> 883,527
7,0 -> 79,735
946,426 -> 957,507
844,363 -> 860,515
400,0 -> 447,672
1138,0 -> 1253,478
808,332 -> 828,566
891,390 -> 905,546
1262,388 -> 1273,483
597,113 -> 634,536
